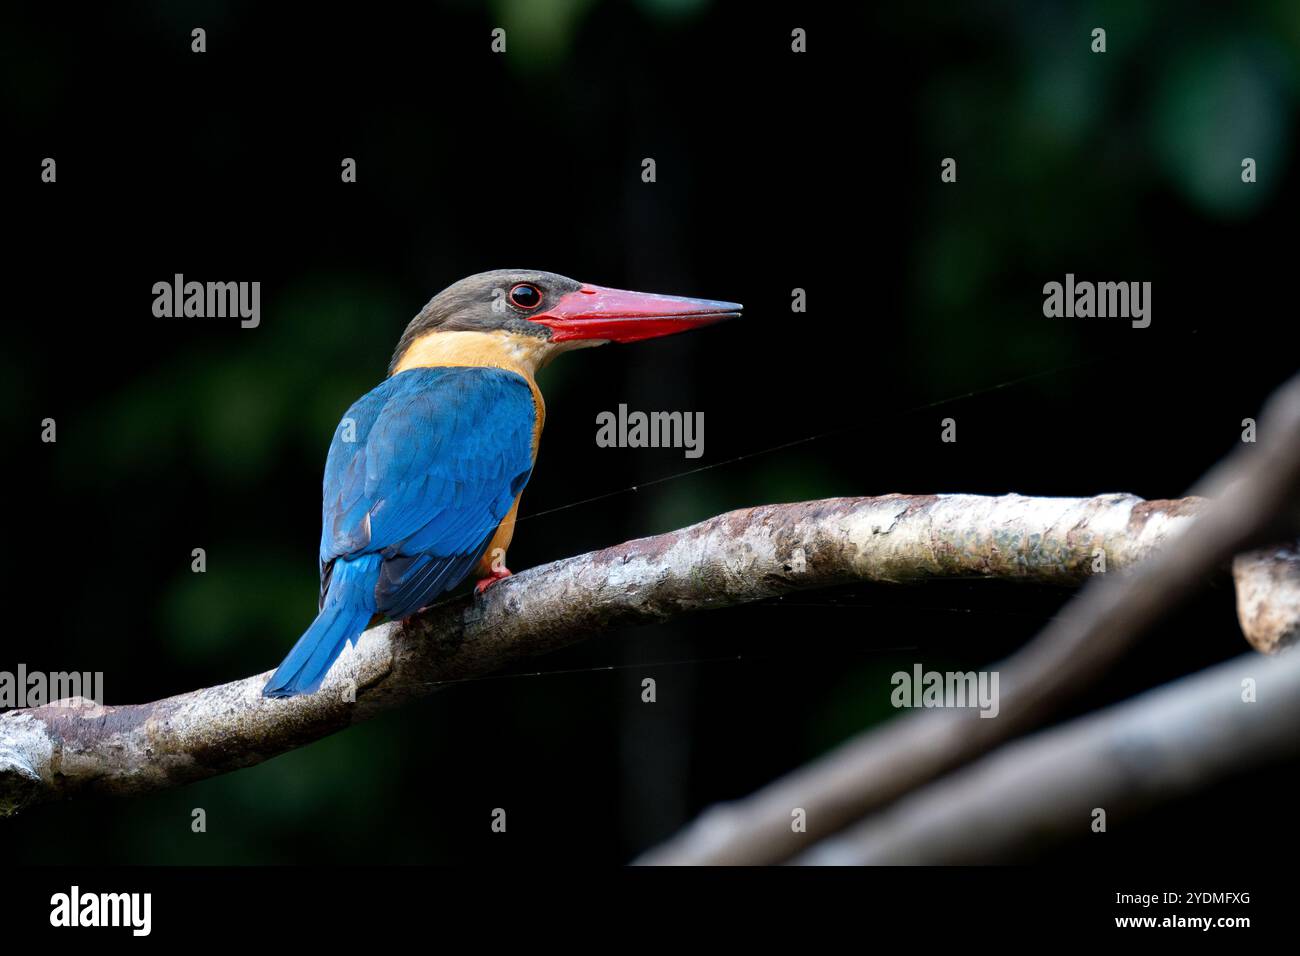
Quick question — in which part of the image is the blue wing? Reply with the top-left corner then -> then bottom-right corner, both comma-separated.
319,365 -> 536,618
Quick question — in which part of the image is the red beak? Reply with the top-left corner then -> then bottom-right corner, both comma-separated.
531,283 -> 742,344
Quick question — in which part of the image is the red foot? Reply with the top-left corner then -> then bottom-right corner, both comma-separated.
475,566 -> 512,594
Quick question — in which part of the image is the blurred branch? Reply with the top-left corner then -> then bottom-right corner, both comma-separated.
794,650 -> 1300,865
2,479 -> 1295,816
637,372 -> 1300,865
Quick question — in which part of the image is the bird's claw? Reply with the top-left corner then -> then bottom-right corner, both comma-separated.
474,567 -> 512,595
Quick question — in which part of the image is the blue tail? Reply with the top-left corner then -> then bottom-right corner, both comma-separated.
263,556 -> 381,698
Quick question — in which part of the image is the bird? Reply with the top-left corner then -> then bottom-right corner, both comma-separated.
263,269 -> 742,697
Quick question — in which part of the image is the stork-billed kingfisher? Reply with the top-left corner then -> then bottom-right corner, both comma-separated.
263,269 -> 742,697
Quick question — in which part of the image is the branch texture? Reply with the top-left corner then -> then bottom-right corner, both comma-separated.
0,491 -> 1278,818
1233,546 -> 1300,653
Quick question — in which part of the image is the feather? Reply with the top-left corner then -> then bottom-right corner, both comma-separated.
264,366 -> 536,697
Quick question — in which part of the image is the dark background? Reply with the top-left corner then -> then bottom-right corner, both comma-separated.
3,0 -> 1297,864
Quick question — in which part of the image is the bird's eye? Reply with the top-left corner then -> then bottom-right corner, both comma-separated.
509,283 -> 542,310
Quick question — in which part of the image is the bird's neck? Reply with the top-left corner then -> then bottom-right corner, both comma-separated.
391,329 -> 552,424
392,329 -> 550,378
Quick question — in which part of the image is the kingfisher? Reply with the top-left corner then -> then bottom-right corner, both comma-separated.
263,269 -> 742,697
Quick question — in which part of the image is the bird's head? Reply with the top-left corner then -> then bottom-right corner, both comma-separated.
390,269 -> 742,376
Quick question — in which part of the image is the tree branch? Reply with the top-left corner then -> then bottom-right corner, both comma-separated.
1233,546 -> 1300,653
636,372 -> 1300,865
793,649 -> 1300,865
0,490 -> 1288,818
